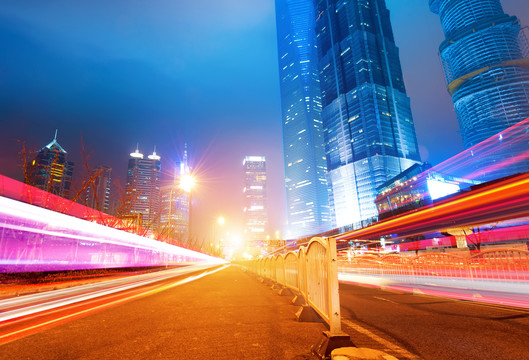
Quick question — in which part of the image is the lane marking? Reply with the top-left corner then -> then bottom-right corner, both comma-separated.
373,296 -> 397,304
342,319 -> 421,360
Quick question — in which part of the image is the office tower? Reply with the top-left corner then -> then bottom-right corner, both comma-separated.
27,131 -> 74,199
159,147 -> 191,243
313,0 -> 421,228
430,0 -> 529,149
275,0 -> 331,238
243,156 -> 268,243
125,147 -> 161,228
85,166 -> 112,213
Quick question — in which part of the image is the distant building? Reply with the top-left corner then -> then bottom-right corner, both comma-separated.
85,166 -> 112,213
313,0 -> 421,228
125,147 -> 161,229
159,146 -> 191,243
243,156 -> 268,245
430,0 -> 529,149
27,131 -> 74,199
275,0 -> 331,238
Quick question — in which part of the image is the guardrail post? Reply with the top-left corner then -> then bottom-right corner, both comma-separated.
312,237 -> 354,360
292,249 -> 307,306
327,237 -> 341,334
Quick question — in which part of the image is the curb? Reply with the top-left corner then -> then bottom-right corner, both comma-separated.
331,347 -> 399,360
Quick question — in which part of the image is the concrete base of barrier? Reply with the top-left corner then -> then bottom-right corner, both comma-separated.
312,331 -> 355,360
331,347 -> 398,360
260,277 -> 273,286
271,283 -> 282,290
279,287 -> 294,296
291,294 -> 306,306
296,305 -> 323,323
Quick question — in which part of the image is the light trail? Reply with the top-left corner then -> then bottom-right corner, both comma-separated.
0,264 -> 222,322
336,172 -> 529,241
0,265 -> 229,344
0,195 -> 225,272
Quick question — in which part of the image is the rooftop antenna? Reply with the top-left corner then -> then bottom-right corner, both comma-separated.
54,129 -> 58,141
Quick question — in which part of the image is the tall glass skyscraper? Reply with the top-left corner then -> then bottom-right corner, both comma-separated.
276,0 -> 331,238
159,146 -> 191,244
85,166 -> 112,213
243,156 -> 268,242
28,131 -> 74,199
125,147 -> 161,229
313,0 -> 421,227
430,0 -> 529,150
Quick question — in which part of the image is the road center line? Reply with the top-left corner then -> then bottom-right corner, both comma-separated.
373,296 -> 398,304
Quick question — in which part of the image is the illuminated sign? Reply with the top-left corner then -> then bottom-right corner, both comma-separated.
426,179 -> 460,200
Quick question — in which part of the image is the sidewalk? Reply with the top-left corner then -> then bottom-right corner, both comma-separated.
162,264 -> 327,359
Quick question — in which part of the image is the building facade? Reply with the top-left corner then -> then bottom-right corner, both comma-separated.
243,156 -> 268,244
313,0 -> 421,227
430,0 -> 529,149
85,166 -> 112,213
275,0 -> 331,238
125,147 -> 161,229
159,147 -> 191,244
28,132 -> 74,199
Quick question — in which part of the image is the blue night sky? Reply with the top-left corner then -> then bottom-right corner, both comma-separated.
1,0 -> 528,239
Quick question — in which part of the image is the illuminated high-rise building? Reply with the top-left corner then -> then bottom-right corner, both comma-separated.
430,0 -> 529,149
125,147 -> 161,228
243,156 -> 268,243
28,131 -> 74,199
314,0 -> 421,227
85,166 -> 112,213
159,146 -> 191,243
275,0 -> 331,238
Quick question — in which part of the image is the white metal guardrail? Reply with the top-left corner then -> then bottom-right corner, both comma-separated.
245,237 -> 342,334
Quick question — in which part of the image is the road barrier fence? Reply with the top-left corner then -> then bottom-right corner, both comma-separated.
244,237 -> 342,334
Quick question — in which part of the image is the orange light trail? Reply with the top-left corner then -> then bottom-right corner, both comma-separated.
336,172 -> 529,241
0,265 -> 228,345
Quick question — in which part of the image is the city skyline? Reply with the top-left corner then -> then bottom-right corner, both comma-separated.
0,1 -> 528,240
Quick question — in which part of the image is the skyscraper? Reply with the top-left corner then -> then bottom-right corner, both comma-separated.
28,131 -> 74,199
276,0 -> 331,238
243,156 -> 268,243
125,147 -> 161,228
313,0 -> 421,227
430,0 -> 529,149
85,166 -> 112,213
159,146 -> 191,243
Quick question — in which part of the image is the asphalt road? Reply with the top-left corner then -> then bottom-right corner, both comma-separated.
3,265 -> 529,360
339,282 -> 529,360
0,265 -> 324,360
